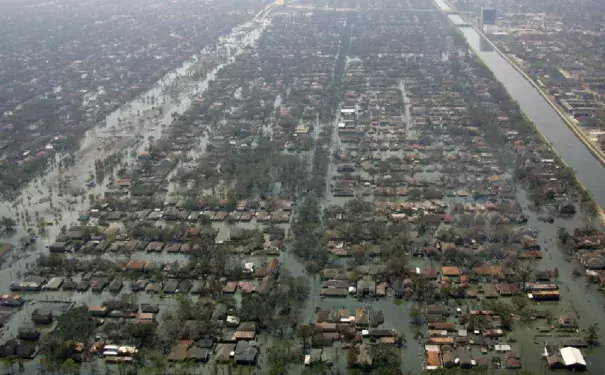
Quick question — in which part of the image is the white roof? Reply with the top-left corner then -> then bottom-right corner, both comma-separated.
560,347 -> 586,366
243,262 -> 255,271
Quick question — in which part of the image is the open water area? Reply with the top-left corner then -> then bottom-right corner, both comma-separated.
0,4 -> 275,373
2,0 -> 605,374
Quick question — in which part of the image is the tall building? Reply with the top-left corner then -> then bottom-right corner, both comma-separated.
276,0 -> 285,5
480,7 -> 496,28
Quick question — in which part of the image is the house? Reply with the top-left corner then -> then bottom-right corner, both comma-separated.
558,316 -> 578,330
91,278 -> 107,292
357,279 -> 376,296
31,309 -> 53,325
222,281 -> 238,294
76,280 -> 91,291
134,313 -> 155,322
426,305 -> 449,317
16,343 -> 36,359
0,340 -> 18,358
108,279 -> 123,293
125,260 -> 147,272
441,266 -> 461,277
355,308 -> 369,327
168,340 -> 192,362
1,294 -> 23,307
88,305 -> 108,317
456,348 -> 472,369
48,242 -> 68,253
43,277 -> 64,291
369,311 -> 384,327
531,290 -> 560,301
18,326 -> 41,341
163,279 -> 179,294
442,351 -> 455,368
315,322 -> 337,333
214,343 -> 236,363
307,348 -> 323,365
62,279 -> 77,291
141,304 -> 160,314
145,242 -> 164,253
428,322 -> 455,331
234,341 -> 259,365
426,349 -> 441,370
187,346 -> 210,362
132,279 -> 149,292
320,288 -> 348,297
176,280 -> 192,294
559,347 -> 587,371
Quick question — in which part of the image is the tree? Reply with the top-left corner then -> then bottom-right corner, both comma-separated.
586,323 -> 599,347
36,218 -> 46,234
54,306 -> 95,342
511,295 -> 528,312
407,189 -> 422,201
60,358 -> 80,375
297,325 -> 315,351
347,345 -> 360,367
410,304 -> 423,326
2,357 -> 16,375
267,340 -> 295,375
126,322 -> 157,348
370,344 -> 401,374
159,312 -> 184,353
239,294 -> 273,326
386,252 -> 409,279
1,217 -> 16,231
508,257 -> 538,290
486,301 -> 514,330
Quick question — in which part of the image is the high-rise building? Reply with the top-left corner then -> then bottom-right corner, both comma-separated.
276,0 -> 285,5
480,7 -> 496,28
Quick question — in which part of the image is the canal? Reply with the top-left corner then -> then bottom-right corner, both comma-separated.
441,11 -> 605,211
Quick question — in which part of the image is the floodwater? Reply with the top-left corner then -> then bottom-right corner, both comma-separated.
437,3 -> 605,373
0,3 -> 275,373
0,1 -> 274,253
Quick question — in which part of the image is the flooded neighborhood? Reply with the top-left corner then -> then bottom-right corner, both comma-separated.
2,0 -> 605,374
